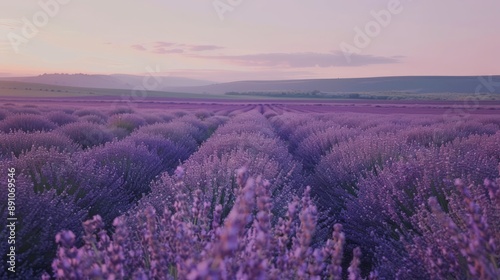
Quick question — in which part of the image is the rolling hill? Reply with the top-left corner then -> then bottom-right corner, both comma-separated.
0,74 -> 214,91
162,76 -> 500,95
1,75 -> 499,99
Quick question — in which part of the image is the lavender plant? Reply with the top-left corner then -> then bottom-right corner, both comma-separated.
72,109 -> 107,120
0,161 -> 86,279
0,114 -> 56,133
49,168 -> 370,279
342,133 -> 500,278
57,121 -> 114,149
122,132 -> 191,173
295,126 -> 361,172
81,141 -> 163,200
311,132 -> 414,226
0,131 -> 79,157
0,109 -> 6,120
45,111 -> 79,126
78,114 -> 107,124
108,113 -> 147,134
135,122 -> 200,154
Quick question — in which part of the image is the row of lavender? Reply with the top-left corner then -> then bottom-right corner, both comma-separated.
50,110 -> 312,279
0,104 -> 228,278
0,102 -> 499,279
50,109 -> 499,279
271,112 -> 500,279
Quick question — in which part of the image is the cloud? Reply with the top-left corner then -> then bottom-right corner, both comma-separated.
129,43 -> 400,68
131,41 -> 224,54
0,19 -> 23,53
131,44 -> 146,51
154,48 -> 184,54
0,19 -> 22,31
167,69 -> 316,83
189,45 -> 224,51
195,51 -> 402,67
154,41 -> 176,48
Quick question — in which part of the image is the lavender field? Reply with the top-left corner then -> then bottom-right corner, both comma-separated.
0,99 -> 497,280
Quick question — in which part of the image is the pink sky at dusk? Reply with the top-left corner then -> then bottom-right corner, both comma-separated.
0,0 -> 499,82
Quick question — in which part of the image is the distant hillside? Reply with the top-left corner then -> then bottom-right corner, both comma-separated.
163,76 -> 500,95
0,74 -> 214,90
2,75 -> 498,97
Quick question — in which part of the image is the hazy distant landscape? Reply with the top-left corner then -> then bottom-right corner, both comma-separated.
2,74 -> 499,101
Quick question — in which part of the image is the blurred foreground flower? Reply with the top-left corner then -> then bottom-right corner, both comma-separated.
50,168 -> 370,279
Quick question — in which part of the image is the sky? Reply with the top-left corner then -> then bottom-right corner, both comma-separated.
0,0 -> 499,82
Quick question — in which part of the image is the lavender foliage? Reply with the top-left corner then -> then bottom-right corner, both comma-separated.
50,169 -> 370,279
0,105 -> 497,279
0,131 -> 79,157
0,114 -> 56,133
57,121 -> 114,149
